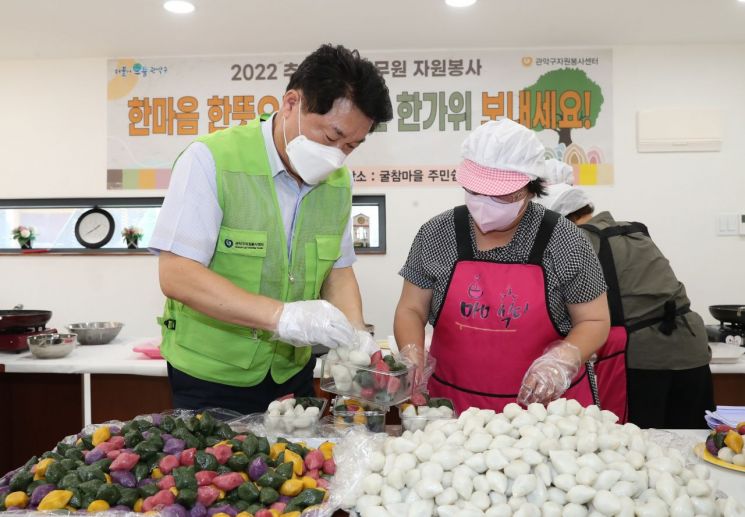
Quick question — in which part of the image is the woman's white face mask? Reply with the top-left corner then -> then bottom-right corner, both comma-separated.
283,98 -> 347,185
465,190 -> 526,233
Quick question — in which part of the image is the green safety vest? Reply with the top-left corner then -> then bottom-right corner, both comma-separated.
159,117 -> 352,387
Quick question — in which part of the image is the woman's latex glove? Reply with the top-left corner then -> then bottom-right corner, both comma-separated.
273,300 -> 356,349
400,343 -> 425,371
517,340 -> 582,406
400,343 -> 430,405
353,329 -> 380,356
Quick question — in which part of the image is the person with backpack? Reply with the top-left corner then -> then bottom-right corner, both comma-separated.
537,183 -> 714,428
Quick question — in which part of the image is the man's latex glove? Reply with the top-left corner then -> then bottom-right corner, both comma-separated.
517,341 -> 582,406
274,300 -> 356,349
353,329 -> 380,356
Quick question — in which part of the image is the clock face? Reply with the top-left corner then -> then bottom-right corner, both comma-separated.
75,209 -> 114,248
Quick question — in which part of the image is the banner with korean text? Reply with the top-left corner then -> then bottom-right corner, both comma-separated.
107,49 -> 612,190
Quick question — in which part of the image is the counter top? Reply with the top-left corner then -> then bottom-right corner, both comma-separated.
708,342 -> 745,374
0,338 -> 324,378
2,338 -> 742,378
709,357 -> 745,374
0,338 -> 167,376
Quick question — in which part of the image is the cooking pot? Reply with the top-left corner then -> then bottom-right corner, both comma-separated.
709,305 -> 745,325
0,310 -> 52,331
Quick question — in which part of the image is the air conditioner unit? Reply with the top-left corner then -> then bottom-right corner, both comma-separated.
636,109 -> 723,153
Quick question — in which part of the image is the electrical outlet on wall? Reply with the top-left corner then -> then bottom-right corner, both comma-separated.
717,213 -> 739,236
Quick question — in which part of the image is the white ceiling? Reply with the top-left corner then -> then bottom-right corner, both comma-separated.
1,0 -> 745,60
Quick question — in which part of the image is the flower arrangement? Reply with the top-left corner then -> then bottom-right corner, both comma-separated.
12,225 -> 37,249
121,226 -> 144,248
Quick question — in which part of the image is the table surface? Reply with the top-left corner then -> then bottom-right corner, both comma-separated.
1,338 -> 742,378
0,338 -> 167,376
0,338 -> 325,378
708,342 -> 745,374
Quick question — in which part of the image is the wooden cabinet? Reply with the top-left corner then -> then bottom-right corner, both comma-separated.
0,373 -> 84,476
91,374 -> 172,423
0,371 -> 172,476
712,374 -> 745,406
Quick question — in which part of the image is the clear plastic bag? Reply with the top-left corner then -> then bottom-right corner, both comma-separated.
301,426 -> 387,516
645,429 -> 739,504
1,408 -> 250,517
227,412 -> 268,437
55,407 -> 244,448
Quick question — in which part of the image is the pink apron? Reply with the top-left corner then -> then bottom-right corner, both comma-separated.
428,206 -> 594,414
592,326 -> 628,422
579,222 -> 660,424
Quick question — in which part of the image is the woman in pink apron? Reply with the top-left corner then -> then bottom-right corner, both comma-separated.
394,120 -> 610,414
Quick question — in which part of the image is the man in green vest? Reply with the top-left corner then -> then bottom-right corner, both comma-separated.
149,44 -> 393,413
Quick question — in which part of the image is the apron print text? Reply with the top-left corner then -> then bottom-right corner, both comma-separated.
496,287 -> 529,328
460,276 -> 529,329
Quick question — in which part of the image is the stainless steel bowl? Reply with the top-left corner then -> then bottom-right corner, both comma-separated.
66,322 -> 124,345
27,333 -> 77,359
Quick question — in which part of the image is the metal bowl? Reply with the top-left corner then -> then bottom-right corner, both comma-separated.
27,333 -> 77,359
66,322 -> 124,345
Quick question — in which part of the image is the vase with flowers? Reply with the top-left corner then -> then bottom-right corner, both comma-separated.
12,225 -> 37,249
122,226 -> 144,249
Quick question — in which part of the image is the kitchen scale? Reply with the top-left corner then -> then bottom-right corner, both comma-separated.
707,305 -> 745,345
706,323 -> 745,345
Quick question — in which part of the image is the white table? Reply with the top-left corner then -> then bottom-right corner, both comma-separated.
1,338 -> 325,426
2,338 -> 166,376
709,352 -> 745,375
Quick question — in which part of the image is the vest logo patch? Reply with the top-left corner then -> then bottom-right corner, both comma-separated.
228,240 -> 265,251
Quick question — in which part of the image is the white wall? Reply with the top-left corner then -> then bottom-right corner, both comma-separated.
0,255 -> 163,339
2,44 -> 745,340
596,45 -> 745,319
0,60 -> 108,198
0,59 -> 166,337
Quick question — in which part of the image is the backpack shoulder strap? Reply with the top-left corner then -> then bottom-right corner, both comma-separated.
453,205 -> 475,261
580,223 -> 626,326
527,209 -> 560,265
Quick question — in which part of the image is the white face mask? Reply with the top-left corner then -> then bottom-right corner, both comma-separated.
465,191 -> 526,233
282,98 -> 347,185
